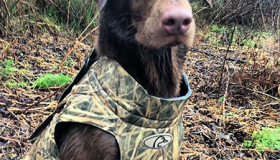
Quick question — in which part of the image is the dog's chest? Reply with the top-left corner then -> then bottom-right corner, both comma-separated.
25,58 -> 192,160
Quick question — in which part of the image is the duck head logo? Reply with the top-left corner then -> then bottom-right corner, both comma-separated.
143,134 -> 173,149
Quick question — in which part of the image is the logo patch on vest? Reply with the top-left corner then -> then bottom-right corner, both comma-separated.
143,134 -> 173,149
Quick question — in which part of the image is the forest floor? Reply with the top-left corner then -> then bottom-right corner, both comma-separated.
0,21 -> 280,160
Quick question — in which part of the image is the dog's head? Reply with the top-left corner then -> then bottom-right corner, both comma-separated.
95,0 -> 195,50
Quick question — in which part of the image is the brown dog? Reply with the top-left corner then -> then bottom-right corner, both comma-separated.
25,0 -> 196,159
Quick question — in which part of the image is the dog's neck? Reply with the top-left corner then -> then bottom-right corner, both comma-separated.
96,12 -> 187,98
96,38 -> 187,98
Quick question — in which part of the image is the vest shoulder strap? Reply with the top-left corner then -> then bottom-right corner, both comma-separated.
58,49 -> 98,102
30,49 -> 98,141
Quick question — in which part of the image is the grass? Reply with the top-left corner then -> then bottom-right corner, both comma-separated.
1,59 -> 15,76
203,24 -> 274,48
211,24 -> 226,33
41,0 -> 99,33
33,73 -> 72,88
0,50 -> 73,90
244,126 -> 280,153
4,79 -> 28,88
0,59 -> 31,88
1,0 -> 99,36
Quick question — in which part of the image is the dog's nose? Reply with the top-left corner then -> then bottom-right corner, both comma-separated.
161,8 -> 193,34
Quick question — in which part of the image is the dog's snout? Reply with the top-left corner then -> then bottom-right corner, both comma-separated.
161,7 -> 193,34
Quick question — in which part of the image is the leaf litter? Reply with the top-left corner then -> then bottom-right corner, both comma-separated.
0,29 -> 93,159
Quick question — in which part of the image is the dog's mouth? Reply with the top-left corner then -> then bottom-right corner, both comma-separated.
135,23 -> 194,49
166,41 -> 181,47
165,35 -> 187,47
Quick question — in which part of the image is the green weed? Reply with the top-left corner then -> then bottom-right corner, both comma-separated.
33,73 -> 72,88
211,24 -> 219,32
231,38 -> 236,45
251,41 -> 256,48
244,126 -> 280,153
244,40 -> 251,47
218,96 -> 224,102
204,33 -> 211,40
211,24 -> 226,33
266,62 -> 272,69
212,40 -> 218,46
64,57 -> 74,67
205,24 -> 236,46
1,59 -> 15,76
4,79 -> 28,88
46,6 -> 59,18
52,64 -> 57,69
11,5 -> 17,16
262,32 -> 268,38
87,0 -> 96,24
205,24 -> 266,48
240,39 -> 257,48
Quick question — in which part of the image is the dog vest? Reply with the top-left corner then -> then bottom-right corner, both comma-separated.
24,57 -> 192,160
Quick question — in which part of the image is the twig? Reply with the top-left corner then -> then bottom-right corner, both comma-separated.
67,0 -> 70,26
3,0 -> 21,37
226,147 -> 280,153
10,0 -> 21,13
197,4 -> 228,42
23,85 -> 68,113
258,0 -> 267,31
230,85 -> 280,102
77,12 -> 99,41
3,0 -> 21,19
57,13 -> 99,70
277,14 -> 280,60
3,0 -> 10,16
190,48 -> 245,63
58,26 -> 98,70
221,67 -> 230,127
0,38 -> 9,44
218,25 -> 236,90
0,136 -> 31,146
47,0 -> 67,15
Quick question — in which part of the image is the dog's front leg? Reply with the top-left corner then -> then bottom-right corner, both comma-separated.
57,123 -> 120,160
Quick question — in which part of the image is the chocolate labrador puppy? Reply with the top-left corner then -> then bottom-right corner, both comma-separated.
25,0 -> 196,159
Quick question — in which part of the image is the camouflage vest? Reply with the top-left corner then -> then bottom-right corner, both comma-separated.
24,57 -> 191,160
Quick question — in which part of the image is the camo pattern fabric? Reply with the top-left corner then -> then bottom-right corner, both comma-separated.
24,57 -> 192,160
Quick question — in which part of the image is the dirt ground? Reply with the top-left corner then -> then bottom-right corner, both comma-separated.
1,26 -> 280,159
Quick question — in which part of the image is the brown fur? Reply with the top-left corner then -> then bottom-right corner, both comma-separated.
57,123 -> 120,160
131,0 -> 195,49
57,0 -> 196,159
96,0 -> 195,97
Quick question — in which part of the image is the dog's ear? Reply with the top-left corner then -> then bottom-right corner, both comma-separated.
95,0 -> 107,11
